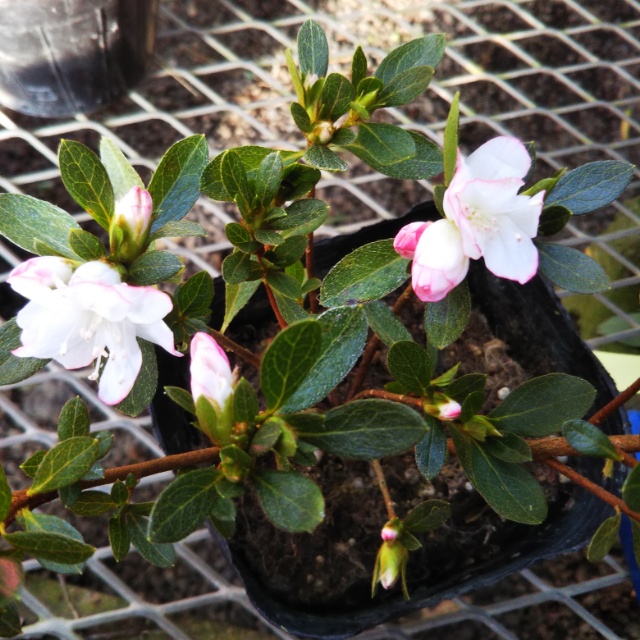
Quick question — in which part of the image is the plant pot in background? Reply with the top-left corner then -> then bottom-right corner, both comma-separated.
151,201 -> 629,640
0,0 -> 159,118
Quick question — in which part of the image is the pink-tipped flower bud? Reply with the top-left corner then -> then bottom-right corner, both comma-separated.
393,221 -> 431,260
110,186 -> 153,262
373,540 -> 409,591
190,332 -> 234,412
437,399 -> 462,421
381,518 -> 402,542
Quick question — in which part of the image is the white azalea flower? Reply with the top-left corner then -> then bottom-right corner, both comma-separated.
9,260 -> 181,406
443,136 -> 545,284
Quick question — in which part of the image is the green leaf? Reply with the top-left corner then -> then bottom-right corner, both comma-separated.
20,450 -> 46,479
483,433 -> 532,463
404,499 -> 451,533
0,319 -> 49,386
99,137 -> 145,200
0,467 -> 10,523
255,229 -> 284,246
0,603 -> 22,638
148,220 -> 207,243
387,341 -> 434,395
446,374 -> 486,403
114,339 -> 159,418
222,280 -> 261,333
304,144 -> 349,172
451,426 -> 547,525
344,123 -> 415,168
148,134 -> 208,232
363,300 -> 412,346
331,128 -> 357,146
443,92 -> 460,186
297,399 -> 426,459
632,522 -> 640,567
351,46 -> 368,88
320,239 -> 409,308
108,516 -> 130,562
374,34 -> 446,84
265,272 -> 302,300
297,19 -> 329,78
536,242 -> 610,293
282,306 -> 368,413
233,378 -> 259,425
260,320 -> 322,411
164,386 -> 195,415
126,513 -> 175,568
256,152 -> 284,208
415,416 -> 448,481
70,491 -> 116,516
111,480 -> 129,504
290,102 -> 313,133
149,468 -> 220,543
430,363 -> 460,388
562,419 -> 622,460
0,194 -> 81,260
222,252 -> 256,284
376,66 -> 434,108
57,396 -> 90,440
29,436 -> 101,495
254,470 -> 324,533
176,270 -> 214,317
488,373 -> 596,437
544,161 -> 634,215
128,250 -> 183,286
586,514 -> 621,562
281,162 -> 321,200
68,228 -> 106,261
460,391 -> 485,423
271,199 -> 329,238
319,73 -> 353,120
623,464 -> 640,511
264,236 -> 307,268
273,291 -> 309,324
250,419 -> 282,456
58,139 -> 114,230
424,280 -> 471,348
4,530 -> 95,565
537,205 -> 571,236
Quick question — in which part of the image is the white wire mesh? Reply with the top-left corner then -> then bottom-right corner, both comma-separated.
0,0 -> 639,638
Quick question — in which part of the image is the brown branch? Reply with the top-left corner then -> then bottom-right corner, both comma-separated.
590,375 -> 640,427
6,446 -> 220,526
371,460 -> 396,521
545,458 -> 640,524
354,388 -> 422,408
210,328 -> 261,369
263,279 -> 288,330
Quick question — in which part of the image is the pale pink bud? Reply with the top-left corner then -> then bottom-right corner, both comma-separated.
393,221 -> 430,260
115,186 -> 153,237
381,525 -> 399,542
190,332 -> 234,410
437,399 -> 462,421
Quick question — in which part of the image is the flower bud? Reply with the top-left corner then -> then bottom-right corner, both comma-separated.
381,517 -> 402,542
423,394 -> 462,422
110,186 -> 153,262
310,120 -> 334,144
393,221 -> 430,260
372,540 -> 408,592
190,332 -> 234,412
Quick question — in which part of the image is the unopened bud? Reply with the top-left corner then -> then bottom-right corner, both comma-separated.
310,120 -> 334,144
373,540 -> 408,592
423,394 -> 462,422
381,517 -> 402,542
110,186 -> 153,262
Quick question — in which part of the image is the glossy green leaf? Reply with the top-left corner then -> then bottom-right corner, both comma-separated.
222,252 -> 255,284
297,399 -> 426,459
483,433 -> 532,463
127,513 -> 176,568
562,419 -> 622,460
304,144 -> 349,172
424,281 -> 471,348
164,386 -> 195,415
4,530 -> 95,565
374,34 -> 446,84
544,161 -> 634,215
387,340 -> 434,395
59,139 -> 114,230
57,396 -> 90,441
623,464 -> 640,511
148,220 -> 207,243
70,491 -> 116,516
451,426 -> 547,525
20,450 -> 46,479
415,416 -> 448,481
99,137 -> 145,200
443,92 -> 460,186
446,374 -> 487,403
233,378 -> 259,425
404,499 -> 451,533
537,205 -> 571,236
376,65 -> 434,107
282,305 -> 368,412
331,128 -> 357,146
255,229 -> 284,246
271,198 -> 329,238
351,45 -> 368,88
150,468 -> 220,543
587,514 -> 621,562
148,134 -> 208,232
114,339 -> 158,418
345,123 -> 415,168
290,102 -> 313,133
260,320 -> 322,411
266,272 -> 302,300
222,280 -> 261,333
0,467 -> 10,523
0,318 -> 49,386
363,300 -> 412,346
273,291 -> 309,324
297,19 -> 329,78
319,73 -> 353,120
108,515 -> 130,562
29,436 -> 101,495
128,250 -> 183,286
0,194 -> 80,259
536,242 -> 610,294
256,152 -> 284,207
254,470 -> 324,533
176,270 -> 214,317
264,235 -> 307,268
320,239 -> 410,308
488,373 -> 596,437
250,419 -> 282,456
68,228 -> 106,261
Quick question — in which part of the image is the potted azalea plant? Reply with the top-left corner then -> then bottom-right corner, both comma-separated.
0,20 -> 638,639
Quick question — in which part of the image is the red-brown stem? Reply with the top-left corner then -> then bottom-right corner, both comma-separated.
346,283 -> 414,401
354,388 -> 422,408
590,376 -> 640,427
210,328 -> 261,369
371,459 -> 396,521
545,458 -> 640,524
6,446 -> 220,526
263,279 -> 288,330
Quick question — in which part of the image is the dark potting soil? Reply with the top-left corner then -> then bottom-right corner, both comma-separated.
229,302 -> 573,612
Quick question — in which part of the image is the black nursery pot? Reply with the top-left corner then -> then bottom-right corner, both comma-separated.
0,0 -> 158,118
151,201 -> 629,640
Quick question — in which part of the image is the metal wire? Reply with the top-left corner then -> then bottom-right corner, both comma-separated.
0,0 -> 639,638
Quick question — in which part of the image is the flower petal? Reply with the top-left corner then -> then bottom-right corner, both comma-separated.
118,285 -> 174,324
393,221 -> 431,260
136,320 -> 182,357
98,324 -> 143,405
465,136 -> 531,181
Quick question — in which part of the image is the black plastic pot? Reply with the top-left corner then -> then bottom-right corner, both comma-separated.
0,0 -> 159,118
151,201 -> 629,640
